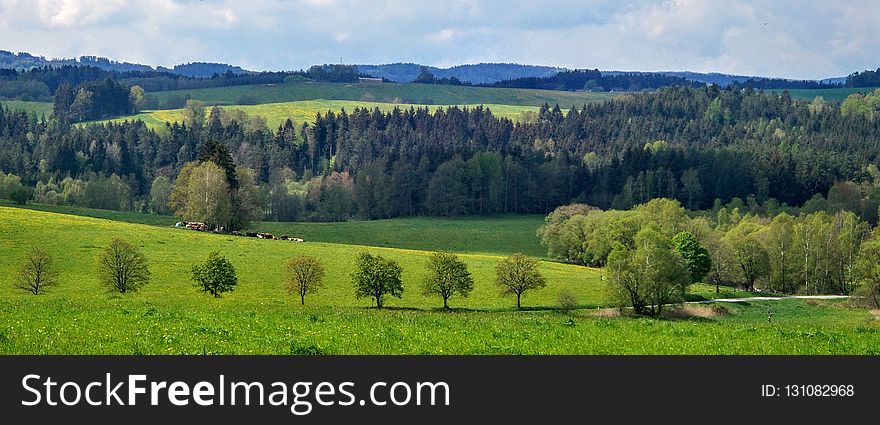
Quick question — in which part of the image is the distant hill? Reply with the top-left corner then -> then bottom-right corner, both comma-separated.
604,70 -> 849,88
0,50 -> 250,77
0,50 -> 156,73
356,63 -> 561,84
159,62 -> 252,78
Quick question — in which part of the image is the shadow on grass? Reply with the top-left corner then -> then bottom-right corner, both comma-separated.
352,303 -> 605,314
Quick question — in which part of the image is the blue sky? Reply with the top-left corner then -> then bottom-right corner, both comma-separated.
0,0 -> 877,79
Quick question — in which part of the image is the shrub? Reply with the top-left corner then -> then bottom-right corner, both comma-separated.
556,289 -> 578,312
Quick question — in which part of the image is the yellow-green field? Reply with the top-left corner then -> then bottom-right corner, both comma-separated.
147,80 -> 616,109
95,100 -> 543,130
1,205 -> 878,354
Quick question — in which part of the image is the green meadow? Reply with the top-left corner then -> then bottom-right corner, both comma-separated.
147,80 -> 616,109
2,202 -> 544,256
1,205 -> 879,354
0,100 -> 54,116
96,100 -> 544,130
771,86 -> 880,102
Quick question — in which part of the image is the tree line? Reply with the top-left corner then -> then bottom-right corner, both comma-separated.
539,199 -> 880,312
485,69 -> 703,92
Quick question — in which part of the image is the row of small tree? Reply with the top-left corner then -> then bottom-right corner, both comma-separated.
14,239 -> 238,298
287,251 -> 547,309
14,242 -> 549,310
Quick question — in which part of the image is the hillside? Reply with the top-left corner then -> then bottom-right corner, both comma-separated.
146,80 -> 616,109
0,100 -> 53,116
0,206 -> 877,354
0,206 -> 600,311
6,203 -> 546,257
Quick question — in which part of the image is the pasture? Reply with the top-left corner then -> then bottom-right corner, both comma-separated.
0,100 -> 54,116
1,206 -> 878,354
95,100 -> 544,130
2,202 -> 545,256
146,80 -> 616,109
771,86 -> 880,102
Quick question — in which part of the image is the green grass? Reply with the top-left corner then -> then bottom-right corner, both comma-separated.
0,100 -> 54,116
148,81 -> 616,109
771,87 -> 880,102
0,206 -> 603,311
1,205 -> 877,354
250,215 -> 546,257
94,100 -> 544,130
1,202 -> 544,256
685,283 -> 781,302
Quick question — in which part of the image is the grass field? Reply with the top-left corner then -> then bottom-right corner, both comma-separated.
2,202 -> 545,257
771,86 -> 880,102
148,81 -> 616,109
1,205 -> 877,354
95,100 -> 544,130
0,100 -> 54,116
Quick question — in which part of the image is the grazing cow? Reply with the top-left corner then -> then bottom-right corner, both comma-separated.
292,237 -> 305,243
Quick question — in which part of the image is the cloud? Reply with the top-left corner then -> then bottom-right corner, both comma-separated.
0,0 -> 876,79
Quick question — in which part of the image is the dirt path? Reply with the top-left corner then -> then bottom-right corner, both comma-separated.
688,295 -> 851,304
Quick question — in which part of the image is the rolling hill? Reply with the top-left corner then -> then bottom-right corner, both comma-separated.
0,205 -> 877,354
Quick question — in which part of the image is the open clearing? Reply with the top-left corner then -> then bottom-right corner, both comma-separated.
1,205 -> 878,354
771,86 -> 880,102
146,80 -> 616,109
0,100 -> 53,116
94,99 -> 545,130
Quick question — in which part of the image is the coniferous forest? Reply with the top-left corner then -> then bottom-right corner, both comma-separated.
2,85 -> 880,227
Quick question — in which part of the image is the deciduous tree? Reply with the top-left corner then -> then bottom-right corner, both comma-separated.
284,255 -> 325,305
352,252 -> 403,308
495,253 -> 546,309
421,252 -> 474,309
191,251 -> 237,298
98,238 -> 150,293
15,247 -> 58,295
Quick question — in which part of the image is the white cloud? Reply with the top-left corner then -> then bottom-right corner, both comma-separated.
0,0 -> 877,79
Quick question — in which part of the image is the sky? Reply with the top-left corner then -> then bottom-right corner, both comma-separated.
0,0 -> 878,79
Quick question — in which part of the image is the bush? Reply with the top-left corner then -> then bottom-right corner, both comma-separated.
556,289 -> 578,312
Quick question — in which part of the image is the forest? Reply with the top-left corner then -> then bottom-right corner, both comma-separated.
1,85 -> 880,227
